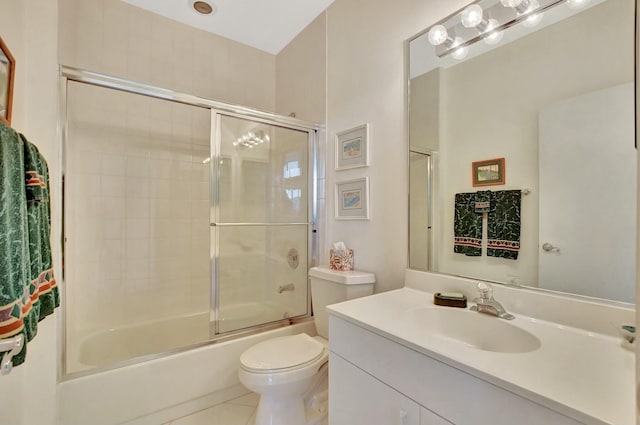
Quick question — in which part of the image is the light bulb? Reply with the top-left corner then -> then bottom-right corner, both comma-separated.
427,25 -> 448,46
523,11 -> 543,27
522,0 -> 543,27
566,0 -> 589,9
500,0 -> 524,6
461,4 -> 483,28
483,19 -> 504,45
451,37 -> 469,60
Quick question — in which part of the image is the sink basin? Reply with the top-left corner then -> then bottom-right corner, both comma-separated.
406,307 -> 541,353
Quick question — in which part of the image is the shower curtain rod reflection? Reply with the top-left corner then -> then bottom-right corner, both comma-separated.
58,65 -> 320,133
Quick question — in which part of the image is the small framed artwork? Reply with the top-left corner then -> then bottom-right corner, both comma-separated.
335,124 -> 369,170
335,177 -> 370,220
0,37 -> 15,126
472,157 -> 505,187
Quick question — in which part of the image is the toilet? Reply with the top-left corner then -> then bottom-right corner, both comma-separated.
238,266 -> 375,425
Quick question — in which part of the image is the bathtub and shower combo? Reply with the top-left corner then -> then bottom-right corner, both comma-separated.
57,66 -> 320,425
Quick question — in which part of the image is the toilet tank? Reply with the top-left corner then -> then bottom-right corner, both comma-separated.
309,266 -> 375,338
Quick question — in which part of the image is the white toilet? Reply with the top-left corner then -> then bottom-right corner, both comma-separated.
238,266 -> 375,425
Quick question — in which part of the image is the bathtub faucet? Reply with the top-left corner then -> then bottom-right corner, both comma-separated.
278,283 -> 295,293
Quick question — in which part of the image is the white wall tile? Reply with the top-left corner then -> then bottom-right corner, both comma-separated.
126,218 -> 149,239
126,198 -> 150,219
126,177 -> 150,198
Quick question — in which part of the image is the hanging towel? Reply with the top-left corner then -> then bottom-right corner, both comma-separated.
487,190 -> 521,260
453,192 -> 482,256
474,190 -> 493,213
0,121 -> 58,367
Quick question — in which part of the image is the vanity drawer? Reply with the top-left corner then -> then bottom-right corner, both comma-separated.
329,316 -> 585,425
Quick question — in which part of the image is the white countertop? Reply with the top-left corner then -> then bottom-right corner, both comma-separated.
326,287 -> 635,425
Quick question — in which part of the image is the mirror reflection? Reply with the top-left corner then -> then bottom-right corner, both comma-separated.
408,0 -> 636,303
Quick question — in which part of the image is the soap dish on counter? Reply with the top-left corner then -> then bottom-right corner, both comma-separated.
433,292 -> 467,308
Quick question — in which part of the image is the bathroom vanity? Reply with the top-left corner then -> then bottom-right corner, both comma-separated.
326,271 -> 634,425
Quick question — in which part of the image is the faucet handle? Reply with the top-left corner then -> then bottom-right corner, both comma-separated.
477,282 -> 493,299
620,325 -> 636,344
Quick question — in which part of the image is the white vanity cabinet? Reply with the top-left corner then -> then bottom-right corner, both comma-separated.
328,315 -> 586,425
330,352 -> 453,425
330,353 -> 422,425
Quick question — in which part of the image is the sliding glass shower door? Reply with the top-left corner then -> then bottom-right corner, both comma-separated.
62,67 -> 317,376
211,114 -> 312,334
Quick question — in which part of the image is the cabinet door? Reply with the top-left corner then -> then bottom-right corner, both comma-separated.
330,353 -> 420,425
420,407 -> 454,425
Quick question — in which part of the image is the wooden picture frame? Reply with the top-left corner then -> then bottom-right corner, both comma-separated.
335,177 -> 370,220
0,37 -> 15,126
472,157 -> 505,187
335,124 -> 369,170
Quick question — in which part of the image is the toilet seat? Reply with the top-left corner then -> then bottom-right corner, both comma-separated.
240,333 -> 326,374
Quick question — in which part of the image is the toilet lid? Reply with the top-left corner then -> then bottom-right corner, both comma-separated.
240,333 -> 325,372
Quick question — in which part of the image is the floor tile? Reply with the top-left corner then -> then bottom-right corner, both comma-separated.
227,392 -> 260,407
170,403 -> 256,425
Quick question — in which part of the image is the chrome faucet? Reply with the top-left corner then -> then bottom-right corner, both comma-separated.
470,282 -> 515,320
620,325 -> 635,344
278,283 -> 295,293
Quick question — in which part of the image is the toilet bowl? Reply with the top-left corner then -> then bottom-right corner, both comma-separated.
238,266 -> 375,425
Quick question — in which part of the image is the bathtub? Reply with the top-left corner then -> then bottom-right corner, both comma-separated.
74,302 -> 285,370
59,320 -> 316,425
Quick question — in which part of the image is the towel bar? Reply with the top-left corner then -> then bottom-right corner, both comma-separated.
0,334 -> 23,375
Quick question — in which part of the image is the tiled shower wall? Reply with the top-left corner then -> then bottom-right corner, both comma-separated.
64,83 -> 212,369
59,0 -> 278,371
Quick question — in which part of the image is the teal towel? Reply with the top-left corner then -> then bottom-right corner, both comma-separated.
0,122 -> 58,367
454,193 -> 482,256
487,190 -> 521,260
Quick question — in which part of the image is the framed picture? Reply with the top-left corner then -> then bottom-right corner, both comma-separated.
0,37 -> 15,126
335,124 -> 369,170
472,157 -> 505,187
335,177 -> 370,220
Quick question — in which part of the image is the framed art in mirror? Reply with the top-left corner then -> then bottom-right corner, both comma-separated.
0,37 -> 15,126
335,177 -> 370,220
335,124 -> 369,170
472,158 -> 505,187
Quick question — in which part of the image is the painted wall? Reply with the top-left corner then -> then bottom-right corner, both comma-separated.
58,0 -> 276,112
0,0 -> 60,424
325,0 -> 470,293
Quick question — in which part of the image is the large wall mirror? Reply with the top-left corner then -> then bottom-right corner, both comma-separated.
408,0 -> 636,304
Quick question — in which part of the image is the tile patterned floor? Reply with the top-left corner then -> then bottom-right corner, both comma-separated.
163,393 -> 259,425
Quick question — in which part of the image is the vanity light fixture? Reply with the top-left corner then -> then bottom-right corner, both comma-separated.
233,131 -> 270,148
450,37 -> 470,60
426,0 -> 570,60
460,4 -> 505,43
566,0 -> 590,9
461,4 -> 484,28
500,0 -> 525,6
520,0 -> 544,27
427,24 -> 449,45
483,19 -> 504,44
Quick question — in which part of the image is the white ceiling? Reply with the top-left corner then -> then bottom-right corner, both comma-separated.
121,0 -> 334,55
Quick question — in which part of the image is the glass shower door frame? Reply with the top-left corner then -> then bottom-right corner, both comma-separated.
209,110 -> 317,336
58,65 -> 319,379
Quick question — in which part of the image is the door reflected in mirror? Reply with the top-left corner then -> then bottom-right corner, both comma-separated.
408,0 -> 636,303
